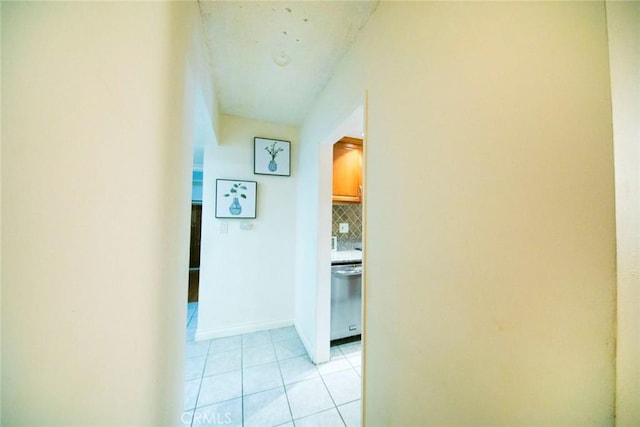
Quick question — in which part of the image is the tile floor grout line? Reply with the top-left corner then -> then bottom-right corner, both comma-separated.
185,304 -> 194,427
184,305 -> 195,424
317,361 -> 347,427
190,331 -> 212,426
273,331 -> 296,427
190,306 -> 205,426
240,333 -> 245,427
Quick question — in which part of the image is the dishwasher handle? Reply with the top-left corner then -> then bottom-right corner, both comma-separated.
332,268 -> 362,277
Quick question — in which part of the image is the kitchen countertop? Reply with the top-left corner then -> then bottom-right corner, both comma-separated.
331,250 -> 363,264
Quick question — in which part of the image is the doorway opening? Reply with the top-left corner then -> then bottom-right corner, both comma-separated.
188,201 -> 202,302
188,167 -> 204,302
316,101 -> 367,426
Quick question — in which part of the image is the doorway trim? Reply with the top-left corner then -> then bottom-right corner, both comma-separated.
313,101 -> 366,364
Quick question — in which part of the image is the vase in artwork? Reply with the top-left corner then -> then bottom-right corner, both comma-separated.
229,197 -> 242,215
268,159 -> 278,172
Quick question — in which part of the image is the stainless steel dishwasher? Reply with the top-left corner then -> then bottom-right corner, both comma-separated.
330,262 -> 362,340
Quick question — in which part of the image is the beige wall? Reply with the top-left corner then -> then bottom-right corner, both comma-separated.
197,115 -> 299,339
1,2 -> 199,425
301,2 -> 616,425
0,3 -> 3,421
607,1 -> 640,426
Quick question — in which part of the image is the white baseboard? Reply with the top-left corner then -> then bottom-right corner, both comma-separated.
195,319 -> 294,341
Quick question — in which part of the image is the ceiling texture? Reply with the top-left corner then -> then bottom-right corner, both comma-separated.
198,0 -> 379,127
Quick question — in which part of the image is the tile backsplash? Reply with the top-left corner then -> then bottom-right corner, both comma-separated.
332,203 -> 362,250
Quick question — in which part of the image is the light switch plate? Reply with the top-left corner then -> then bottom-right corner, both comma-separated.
339,223 -> 349,233
220,222 -> 228,234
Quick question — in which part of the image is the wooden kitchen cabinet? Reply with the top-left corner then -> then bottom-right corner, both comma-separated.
332,137 -> 363,203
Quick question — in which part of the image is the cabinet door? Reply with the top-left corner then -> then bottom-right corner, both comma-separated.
333,139 -> 362,203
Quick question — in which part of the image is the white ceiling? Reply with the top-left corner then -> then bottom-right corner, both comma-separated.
198,0 -> 378,127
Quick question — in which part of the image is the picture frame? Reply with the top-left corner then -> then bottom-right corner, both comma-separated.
254,137 -> 291,176
215,179 -> 257,219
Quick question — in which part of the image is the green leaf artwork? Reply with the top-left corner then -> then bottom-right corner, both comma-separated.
264,141 -> 284,160
224,183 -> 248,199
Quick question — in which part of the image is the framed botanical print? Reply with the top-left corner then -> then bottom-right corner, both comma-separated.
215,179 -> 257,219
254,137 -> 291,176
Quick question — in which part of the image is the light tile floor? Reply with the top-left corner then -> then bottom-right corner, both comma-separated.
183,303 -> 362,427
